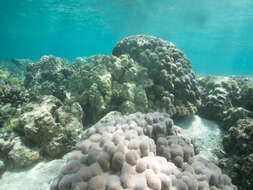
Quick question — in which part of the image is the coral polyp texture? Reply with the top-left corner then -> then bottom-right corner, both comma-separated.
197,76 -> 253,189
51,112 -> 237,190
67,35 -> 201,125
113,35 -> 201,118
24,55 -> 74,100
197,76 -> 240,122
68,54 -> 152,124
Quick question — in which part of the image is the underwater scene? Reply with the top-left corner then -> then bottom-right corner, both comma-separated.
0,0 -> 253,190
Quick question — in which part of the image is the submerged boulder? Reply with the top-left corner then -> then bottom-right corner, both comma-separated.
0,133 -> 42,173
7,137 -> 41,168
14,95 -> 84,157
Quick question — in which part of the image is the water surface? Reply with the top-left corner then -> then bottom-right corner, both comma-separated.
1,0 -> 253,75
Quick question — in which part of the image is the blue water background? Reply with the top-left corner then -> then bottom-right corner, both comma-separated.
1,0 -> 253,75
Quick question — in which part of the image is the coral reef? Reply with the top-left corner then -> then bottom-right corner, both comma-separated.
14,95 -> 84,157
7,137 -> 41,168
197,76 -> 240,122
68,54 -> 152,124
198,76 -> 253,189
223,118 -> 253,157
1,35 -> 252,189
72,57 -> 88,68
51,112 -> 237,190
24,55 -> 74,101
23,36 -> 201,125
221,118 -> 253,189
239,81 -> 253,111
113,35 -> 201,118
0,69 -> 30,128
0,132 -> 41,171
0,95 -> 84,176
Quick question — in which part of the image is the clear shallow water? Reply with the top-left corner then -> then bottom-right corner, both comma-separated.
1,0 -> 253,75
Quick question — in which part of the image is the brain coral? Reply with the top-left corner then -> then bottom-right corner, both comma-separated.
113,35 -> 201,118
51,112 -> 237,190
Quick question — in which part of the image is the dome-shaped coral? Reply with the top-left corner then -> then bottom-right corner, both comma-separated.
51,112 -> 237,190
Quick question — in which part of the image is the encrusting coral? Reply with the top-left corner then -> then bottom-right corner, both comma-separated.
51,112 -> 237,190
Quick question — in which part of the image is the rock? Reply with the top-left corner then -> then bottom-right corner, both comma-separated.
14,95 -> 84,157
8,137 -> 41,168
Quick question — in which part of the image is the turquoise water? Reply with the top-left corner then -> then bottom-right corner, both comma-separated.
1,0 -> 253,75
